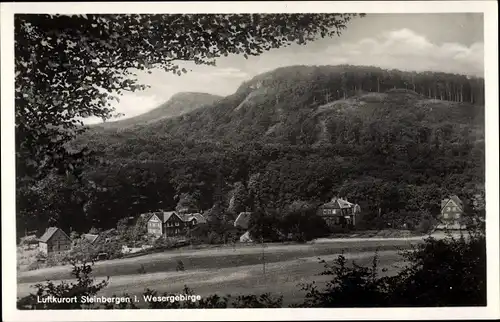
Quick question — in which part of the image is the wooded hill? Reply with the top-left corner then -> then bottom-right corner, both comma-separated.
91,92 -> 222,129
17,65 -> 485,237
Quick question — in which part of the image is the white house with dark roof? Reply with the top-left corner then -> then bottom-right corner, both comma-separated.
38,227 -> 71,255
436,195 -> 466,230
141,210 -> 207,238
317,197 -> 361,229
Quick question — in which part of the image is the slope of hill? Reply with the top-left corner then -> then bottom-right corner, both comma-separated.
33,65 -> 484,234
91,92 -> 222,129
123,65 -> 484,147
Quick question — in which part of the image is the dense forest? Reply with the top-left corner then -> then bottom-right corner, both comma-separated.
16,65 -> 485,237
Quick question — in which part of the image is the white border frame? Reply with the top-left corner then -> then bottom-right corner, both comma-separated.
1,1 -> 499,321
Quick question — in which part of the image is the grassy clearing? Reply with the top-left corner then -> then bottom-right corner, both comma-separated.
18,250 -> 405,307
18,238 -> 417,284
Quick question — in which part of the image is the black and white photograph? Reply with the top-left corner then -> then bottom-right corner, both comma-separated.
1,1 -> 499,321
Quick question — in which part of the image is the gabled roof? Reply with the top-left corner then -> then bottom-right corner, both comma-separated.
182,213 -> 207,224
82,233 -> 99,244
142,211 -> 207,224
162,211 -> 179,222
38,227 -> 70,243
337,198 -> 354,208
234,212 -> 252,229
441,195 -> 464,211
323,197 -> 355,209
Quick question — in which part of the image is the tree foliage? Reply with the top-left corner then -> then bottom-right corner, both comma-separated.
296,229 -> 486,307
17,263 -> 109,309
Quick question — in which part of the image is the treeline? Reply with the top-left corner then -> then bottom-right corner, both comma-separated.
132,67 -> 484,147
243,65 -> 485,105
16,135 -> 484,237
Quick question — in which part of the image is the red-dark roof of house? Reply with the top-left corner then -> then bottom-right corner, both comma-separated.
441,195 -> 464,211
182,213 -> 207,224
162,211 -> 178,222
141,211 -> 208,224
38,227 -> 69,243
82,233 -> 99,244
323,197 -> 355,209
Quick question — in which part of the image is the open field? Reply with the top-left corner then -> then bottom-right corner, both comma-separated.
18,233 -> 467,306
18,249 -> 405,307
18,238 -> 419,283
17,237 -> 423,306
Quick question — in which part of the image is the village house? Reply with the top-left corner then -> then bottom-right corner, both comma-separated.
234,211 -> 254,242
437,195 -> 466,230
234,212 -> 253,230
141,210 -> 207,238
317,197 -> 361,229
38,227 -> 72,255
81,233 -> 105,245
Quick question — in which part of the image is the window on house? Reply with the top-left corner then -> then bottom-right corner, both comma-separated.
175,222 -> 180,226
333,209 -> 337,214
455,213 -> 460,219
443,213 -> 449,219
446,207 -> 450,211
452,207 -> 457,211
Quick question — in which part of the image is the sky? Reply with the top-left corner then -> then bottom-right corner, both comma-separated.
86,13 -> 484,124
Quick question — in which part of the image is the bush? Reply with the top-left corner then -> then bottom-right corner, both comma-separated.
415,218 -> 433,234
248,211 -> 282,242
207,231 -> 221,244
281,209 -> 330,242
296,229 -> 486,307
17,262 -> 109,309
98,239 -> 124,259
35,250 -> 47,262
68,238 -> 98,264
176,260 -> 185,272
153,237 -> 173,249
27,262 -> 41,271
386,231 -> 486,306
137,264 -> 147,274
296,251 -> 389,307
46,252 -> 70,267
